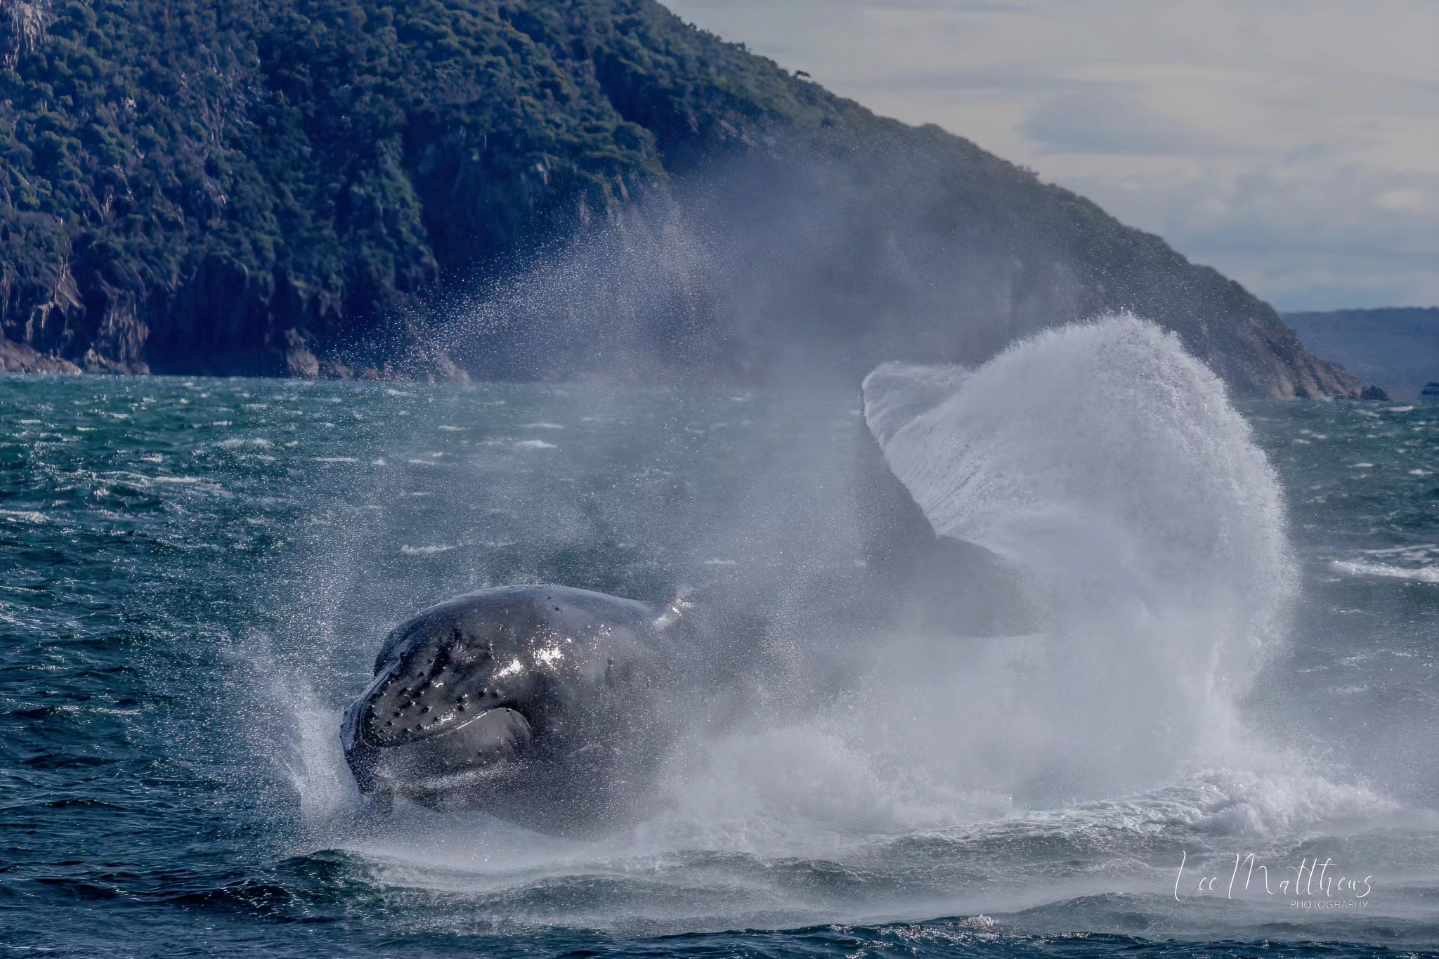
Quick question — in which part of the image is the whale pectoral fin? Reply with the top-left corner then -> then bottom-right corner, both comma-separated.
854,407 -> 942,581
855,382 -> 1039,636
908,535 -> 1038,635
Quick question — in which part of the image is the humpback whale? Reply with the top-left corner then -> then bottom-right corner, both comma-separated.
341,585 -> 688,835
340,364 -> 1043,833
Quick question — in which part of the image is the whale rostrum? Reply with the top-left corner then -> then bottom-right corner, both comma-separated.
341,585 -> 681,835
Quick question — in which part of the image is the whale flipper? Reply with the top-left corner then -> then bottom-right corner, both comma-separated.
858,362 -> 1039,635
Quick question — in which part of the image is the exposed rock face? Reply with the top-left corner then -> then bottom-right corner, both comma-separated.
1,336 -> 79,374
0,0 -> 50,68
0,0 -> 1358,397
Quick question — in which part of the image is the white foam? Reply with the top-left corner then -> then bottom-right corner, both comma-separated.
400,544 -> 458,556
1332,559 -> 1439,584
515,439 -> 558,450
0,509 -> 47,524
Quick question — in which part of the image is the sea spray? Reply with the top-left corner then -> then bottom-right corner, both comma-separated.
7,373 -> 1433,945
869,314 -> 1293,775
255,325 -> 1395,901
649,315 -> 1301,839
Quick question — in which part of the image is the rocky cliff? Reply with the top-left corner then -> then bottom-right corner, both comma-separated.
0,0 -> 1357,397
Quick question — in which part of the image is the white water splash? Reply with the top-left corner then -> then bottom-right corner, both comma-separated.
857,315 -> 1295,796
652,315 -> 1312,844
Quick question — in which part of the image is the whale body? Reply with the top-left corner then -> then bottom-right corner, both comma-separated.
340,363 -> 1059,830
341,585 -> 681,835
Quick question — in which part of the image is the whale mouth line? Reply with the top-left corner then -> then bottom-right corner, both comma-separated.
453,703 -> 531,742
391,757 -> 535,796
362,700 -> 532,744
348,703 -> 538,800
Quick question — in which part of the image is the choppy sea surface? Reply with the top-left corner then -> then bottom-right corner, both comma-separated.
2,370 -> 1437,958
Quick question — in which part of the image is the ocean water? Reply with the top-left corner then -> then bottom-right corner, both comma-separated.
3,335 -> 1438,956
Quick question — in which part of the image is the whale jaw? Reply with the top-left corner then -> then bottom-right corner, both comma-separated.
342,699 -> 535,799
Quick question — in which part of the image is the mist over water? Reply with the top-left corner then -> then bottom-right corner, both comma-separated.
384,149 -> 1105,390
234,316 -> 1418,940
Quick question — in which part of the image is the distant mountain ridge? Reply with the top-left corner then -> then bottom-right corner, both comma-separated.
0,0 -> 1357,397
1285,308 -> 1439,401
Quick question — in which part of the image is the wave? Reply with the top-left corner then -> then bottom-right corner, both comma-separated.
399,544 -> 459,556
0,509 -> 49,524
1332,559 -> 1439,584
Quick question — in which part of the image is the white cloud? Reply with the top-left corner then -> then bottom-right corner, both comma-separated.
666,0 -> 1439,309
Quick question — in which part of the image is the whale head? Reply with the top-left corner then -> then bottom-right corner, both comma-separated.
341,585 -> 675,832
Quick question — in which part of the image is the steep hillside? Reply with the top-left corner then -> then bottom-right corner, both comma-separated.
0,0 -> 1357,396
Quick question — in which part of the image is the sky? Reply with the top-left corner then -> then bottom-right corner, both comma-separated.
665,0 -> 1438,311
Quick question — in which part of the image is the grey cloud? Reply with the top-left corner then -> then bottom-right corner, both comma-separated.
664,0 -> 1438,308
867,64 -> 1079,95
1062,162 -> 1439,309
1023,88 -> 1238,157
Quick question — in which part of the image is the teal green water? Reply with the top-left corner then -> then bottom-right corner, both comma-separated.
2,374 -> 1437,957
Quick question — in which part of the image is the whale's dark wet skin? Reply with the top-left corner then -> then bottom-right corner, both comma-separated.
342,585 -> 676,835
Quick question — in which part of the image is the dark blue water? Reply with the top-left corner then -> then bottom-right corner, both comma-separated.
2,373 -> 1436,957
